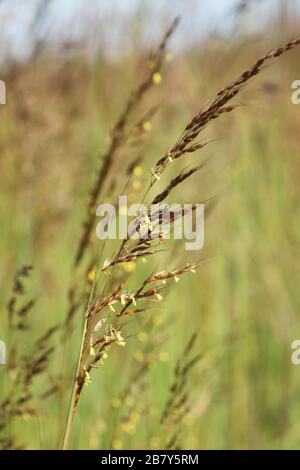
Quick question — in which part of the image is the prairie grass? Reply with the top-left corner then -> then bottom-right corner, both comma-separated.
1,13 -> 300,450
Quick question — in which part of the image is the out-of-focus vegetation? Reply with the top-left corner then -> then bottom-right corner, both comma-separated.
1,0 -> 300,450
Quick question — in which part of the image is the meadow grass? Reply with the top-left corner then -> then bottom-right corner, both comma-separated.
1,26 -> 300,449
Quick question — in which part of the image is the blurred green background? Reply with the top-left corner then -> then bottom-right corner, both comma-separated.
1,0 -> 300,450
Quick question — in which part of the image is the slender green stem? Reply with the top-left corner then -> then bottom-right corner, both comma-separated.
62,317 -> 88,450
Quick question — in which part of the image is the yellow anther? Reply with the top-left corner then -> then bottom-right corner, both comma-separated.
152,72 -> 162,84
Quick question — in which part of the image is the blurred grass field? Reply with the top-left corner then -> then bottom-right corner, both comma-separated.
1,3 -> 300,450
